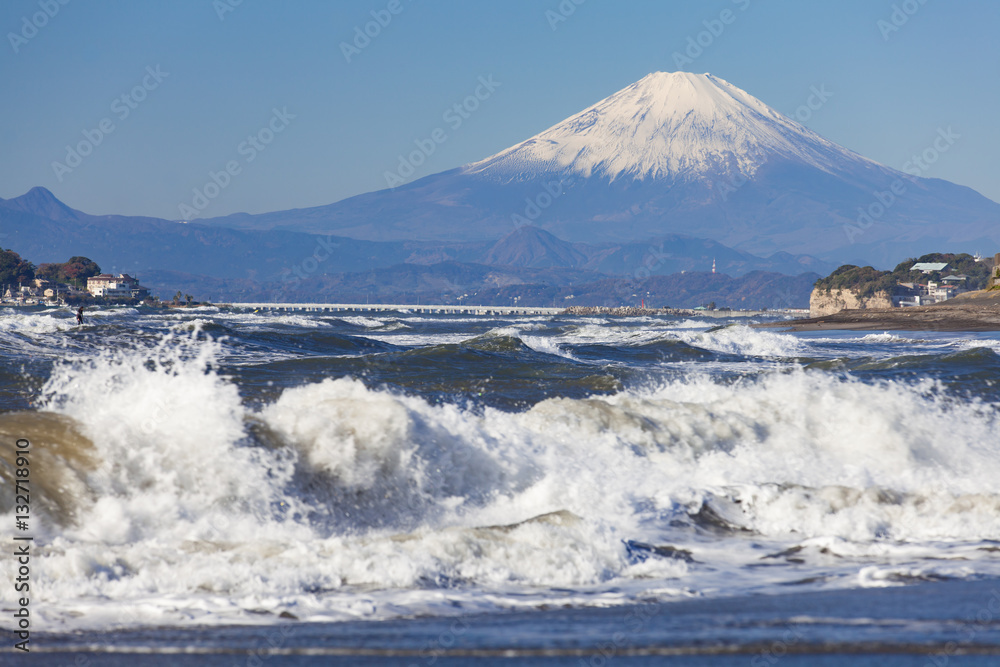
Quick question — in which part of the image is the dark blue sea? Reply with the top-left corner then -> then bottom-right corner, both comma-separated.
2,304 -> 1000,665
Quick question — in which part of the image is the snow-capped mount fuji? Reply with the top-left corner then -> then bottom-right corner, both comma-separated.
201,72 -> 1000,266
467,72 -> 876,184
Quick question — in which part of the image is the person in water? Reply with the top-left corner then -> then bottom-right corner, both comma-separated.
76,306 -> 84,325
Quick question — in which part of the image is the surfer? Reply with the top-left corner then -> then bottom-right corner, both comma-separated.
76,306 -> 84,325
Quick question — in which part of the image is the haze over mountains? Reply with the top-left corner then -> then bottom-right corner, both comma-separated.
3,71 -> 996,305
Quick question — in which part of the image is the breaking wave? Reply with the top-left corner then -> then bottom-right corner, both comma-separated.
2,329 -> 999,630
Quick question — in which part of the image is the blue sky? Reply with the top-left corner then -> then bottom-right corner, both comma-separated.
2,0 -> 998,221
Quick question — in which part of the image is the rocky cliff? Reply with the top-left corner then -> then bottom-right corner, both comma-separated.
809,288 -> 893,317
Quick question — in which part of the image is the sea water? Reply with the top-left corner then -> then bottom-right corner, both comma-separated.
1,305 -> 999,663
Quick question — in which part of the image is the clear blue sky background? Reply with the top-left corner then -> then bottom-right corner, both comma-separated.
2,0 -> 997,221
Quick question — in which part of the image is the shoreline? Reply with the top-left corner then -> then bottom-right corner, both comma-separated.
757,290 -> 1000,332
10,578 -> 1000,659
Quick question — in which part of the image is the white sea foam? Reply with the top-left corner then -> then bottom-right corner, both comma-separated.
0,309 -> 122,358
194,310 -> 333,328
666,318 -> 716,329
360,332 -> 474,346
547,321 -> 789,357
519,334 -> 576,360
552,323 -> 667,347
3,331 -> 1000,631
481,326 -> 575,359
954,336 -> 1000,355
674,324 -> 805,357
337,315 -> 388,328
85,307 -> 140,318
0,309 -> 76,335
857,332 -> 909,344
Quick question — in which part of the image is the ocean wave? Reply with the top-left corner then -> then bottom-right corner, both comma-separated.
857,332 -> 910,343
206,310 -> 333,328
2,329 -> 999,629
0,308 -> 77,335
336,314 -> 391,328
673,324 -> 805,358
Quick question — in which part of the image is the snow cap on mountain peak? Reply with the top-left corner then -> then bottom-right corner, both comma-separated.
467,71 -> 870,183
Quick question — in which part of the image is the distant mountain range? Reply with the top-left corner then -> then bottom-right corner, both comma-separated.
0,186 -> 828,306
195,72 -> 1000,267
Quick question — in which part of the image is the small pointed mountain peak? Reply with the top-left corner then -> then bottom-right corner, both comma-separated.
2,186 -> 83,222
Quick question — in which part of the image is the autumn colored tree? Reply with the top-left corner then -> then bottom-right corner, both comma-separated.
60,256 -> 102,282
35,263 -> 62,282
33,257 -> 102,286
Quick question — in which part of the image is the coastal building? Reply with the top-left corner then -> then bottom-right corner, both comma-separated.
892,276 -> 967,307
31,279 -> 66,300
928,282 -> 961,302
1,284 -> 43,305
86,273 -> 149,299
910,262 -> 948,274
892,283 -> 924,307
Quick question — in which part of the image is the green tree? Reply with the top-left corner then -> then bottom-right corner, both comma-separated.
0,249 -> 35,287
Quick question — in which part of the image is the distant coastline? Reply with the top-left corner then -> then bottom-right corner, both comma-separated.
757,290 -> 1000,332
561,305 -> 804,318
